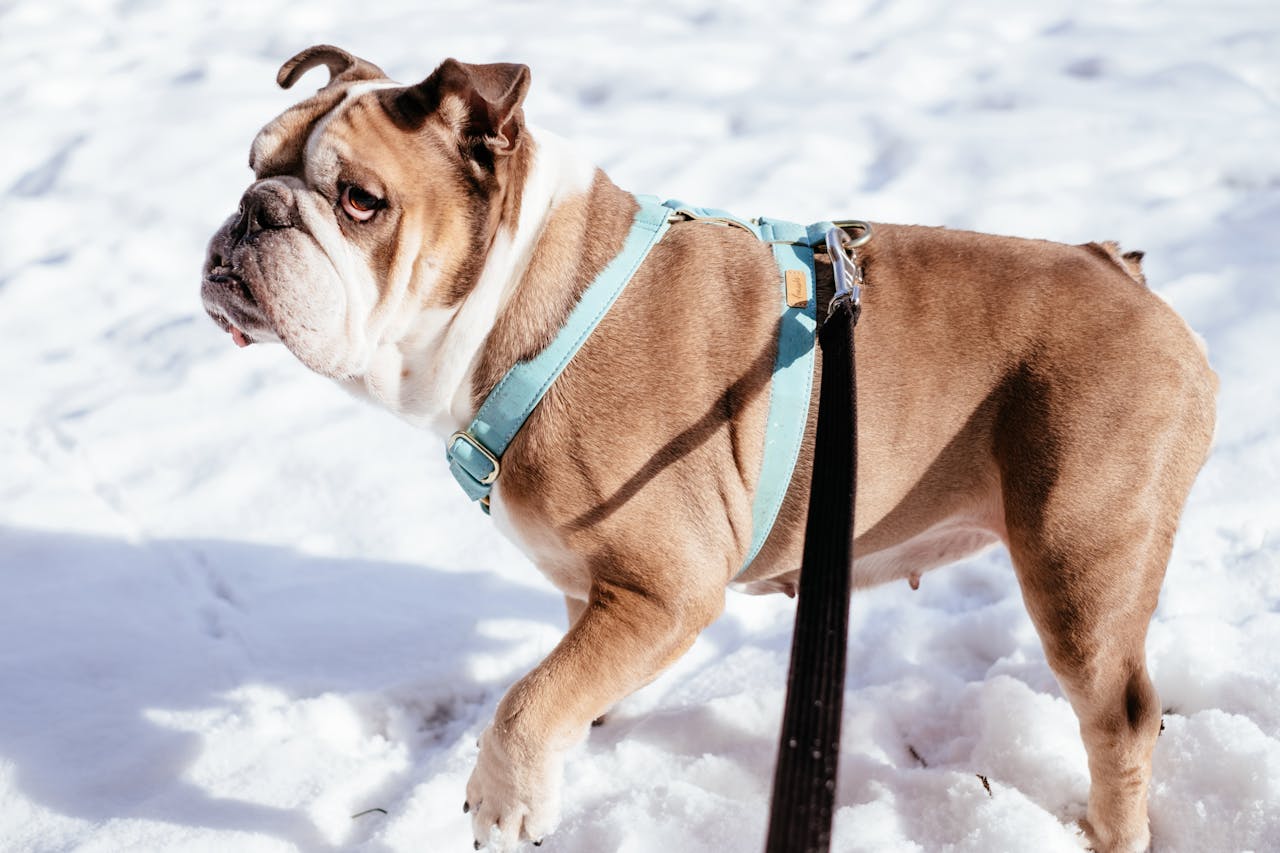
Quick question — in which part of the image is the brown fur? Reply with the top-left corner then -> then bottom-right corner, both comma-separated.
484,187 -> 1216,852
205,48 -> 1218,853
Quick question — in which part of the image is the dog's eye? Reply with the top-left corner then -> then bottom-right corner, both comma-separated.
341,185 -> 382,222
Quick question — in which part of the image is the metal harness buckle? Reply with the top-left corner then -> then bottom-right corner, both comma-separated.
667,207 -> 760,238
448,430 -> 501,486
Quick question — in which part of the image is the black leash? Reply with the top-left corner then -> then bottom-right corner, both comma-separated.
764,224 -> 866,853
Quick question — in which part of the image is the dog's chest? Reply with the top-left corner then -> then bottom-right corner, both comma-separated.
490,486 -> 591,599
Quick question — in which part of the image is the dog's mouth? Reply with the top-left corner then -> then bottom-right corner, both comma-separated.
202,266 -> 271,348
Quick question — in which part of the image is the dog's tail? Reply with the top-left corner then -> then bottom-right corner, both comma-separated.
1087,240 -> 1147,287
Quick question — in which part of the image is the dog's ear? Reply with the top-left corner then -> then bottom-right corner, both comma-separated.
277,44 -> 387,90
381,58 -> 531,156
250,46 -> 388,177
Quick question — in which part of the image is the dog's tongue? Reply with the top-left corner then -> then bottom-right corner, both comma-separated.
229,326 -> 251,348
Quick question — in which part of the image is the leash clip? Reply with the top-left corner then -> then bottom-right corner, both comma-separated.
826,220 -> 871,316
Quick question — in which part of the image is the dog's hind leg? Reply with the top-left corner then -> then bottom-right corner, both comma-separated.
994,344 -> 1215,852
1004,525 -> 1167,853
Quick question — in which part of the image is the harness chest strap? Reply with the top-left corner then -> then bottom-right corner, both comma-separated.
446,194 -> 835,577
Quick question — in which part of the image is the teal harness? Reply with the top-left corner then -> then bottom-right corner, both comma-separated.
447,195 -> 838,575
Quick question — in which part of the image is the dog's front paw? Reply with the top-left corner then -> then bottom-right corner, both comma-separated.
465,726 -> 562,851
1078,815 -> 1152,853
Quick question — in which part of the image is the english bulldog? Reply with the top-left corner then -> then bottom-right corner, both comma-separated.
201,45 -> 1217,852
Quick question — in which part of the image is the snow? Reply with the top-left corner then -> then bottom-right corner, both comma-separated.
2,1 -> 1278,851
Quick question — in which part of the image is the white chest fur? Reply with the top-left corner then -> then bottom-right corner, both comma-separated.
346,128 -> 597,440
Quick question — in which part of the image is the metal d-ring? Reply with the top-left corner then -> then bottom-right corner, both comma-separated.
831,219 -> 873,250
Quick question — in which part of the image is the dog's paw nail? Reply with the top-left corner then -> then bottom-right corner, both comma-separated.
473,841 -> 481,851
534,839 -> 544,847
591,716 -> 604,727
463,800 -> 470,814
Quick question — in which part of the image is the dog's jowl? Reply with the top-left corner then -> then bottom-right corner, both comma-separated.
202,45 -> 1217,853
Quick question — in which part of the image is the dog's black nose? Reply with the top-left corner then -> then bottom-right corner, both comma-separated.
235,181 -> 294,237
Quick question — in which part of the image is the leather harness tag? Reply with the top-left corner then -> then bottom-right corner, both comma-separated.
785,269 -> 809,307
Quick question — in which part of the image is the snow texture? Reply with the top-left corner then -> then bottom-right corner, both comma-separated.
2,1 -> 1278,851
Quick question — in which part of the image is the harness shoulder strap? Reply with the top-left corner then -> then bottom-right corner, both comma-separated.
447,191 -> 842,586
447,197 -> 673,510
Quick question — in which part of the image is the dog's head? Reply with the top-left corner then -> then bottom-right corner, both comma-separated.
200,45 -> 531,380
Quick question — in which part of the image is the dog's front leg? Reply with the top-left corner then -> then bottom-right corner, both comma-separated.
467,577 -> 723,850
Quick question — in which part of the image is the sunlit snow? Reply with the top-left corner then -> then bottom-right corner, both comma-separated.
2,2 -> 1277,851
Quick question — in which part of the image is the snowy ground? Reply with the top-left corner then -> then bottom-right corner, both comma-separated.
3,1 -> 1279,851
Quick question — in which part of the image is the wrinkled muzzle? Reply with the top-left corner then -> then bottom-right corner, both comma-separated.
201,178 -> 351,376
